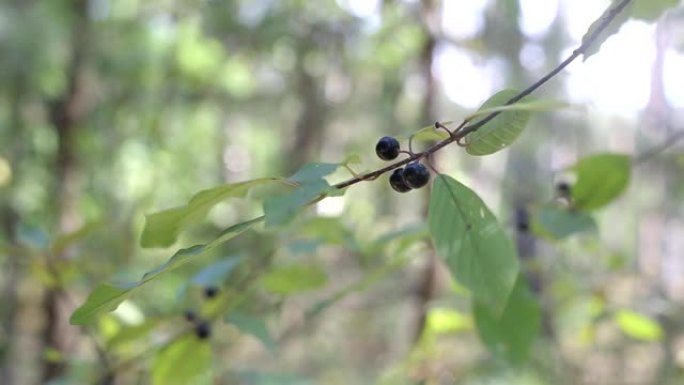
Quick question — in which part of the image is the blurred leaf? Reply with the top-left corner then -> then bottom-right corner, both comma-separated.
466,99 -> 567,120
141,178 -> 280,248
51,221 -> 101,255
17,223 -> 50,249
191,255 -> 243,287
235,371 -> 313,385
631,0 -> 677,21
152,335 -> 212,385
107,320 -> 159,349
533,205 -> 597,239
464,89 -> 532,156
263,163 -> 340,228
226,311 -> 276,350
259,264 -> 327,295
72,218 -> 260,325
70,282 -> 137,326
614,310 -> 663,341
570,153 -> 630,211
473,276 -> 541,364
424,308 -> 471,335
582,0 -> 632,61
428,175 -> 518,313
342,154 -> 362,165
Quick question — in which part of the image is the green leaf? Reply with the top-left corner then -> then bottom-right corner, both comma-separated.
570,153 -> 630,211
582,0 -> 632,61
410,122 -> 453,142
473,276 -> 540,364
259,264 -> 327,295
614,310 -> 663,342
466,99 -> 567,120
631,0 -> 677,21
71,218 -> 261,325
152,336 -> 212,385
226,311 -> 276,350
107,320 -> 159,348
70,283 -> 137,326
235,371 -> 313,385
141,178 -> 280,248
191,255 -> 243,287
533,205 -> 597,239
464,89 -> 532,156
263,163 -> 340,228
428,175 -> 519,313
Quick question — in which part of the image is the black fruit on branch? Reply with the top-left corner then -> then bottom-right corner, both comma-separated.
195,321 -> 211,339
389,168 -> 412,193
375,136 -> 401,161
183,309 -> 197,322
402,162 -> 430,189
203,286 -> 219,299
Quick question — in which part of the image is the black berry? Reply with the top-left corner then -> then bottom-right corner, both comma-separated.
389,168 -> 412,193
194,321 -> 211,339
556,181 -> 571,197
203,286 -> 219,299
375,136 -> 400,161
402,162 -> 430,189
515,208 -> 529,233
183,310 -> 197,323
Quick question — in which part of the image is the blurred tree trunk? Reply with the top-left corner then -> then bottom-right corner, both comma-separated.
42,0 -> 90,380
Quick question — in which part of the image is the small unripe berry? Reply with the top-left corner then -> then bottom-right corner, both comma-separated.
375,136 -> 400,161
203,286 -> 219,299
195,321 -> 211,339
389,168 -> 412,193
402,162 -> 430,189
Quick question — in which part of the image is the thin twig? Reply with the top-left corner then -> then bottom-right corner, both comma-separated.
333,0 -> 632,190
633,129 -> 684,165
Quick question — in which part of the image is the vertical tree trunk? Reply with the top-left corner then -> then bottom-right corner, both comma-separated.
42,0 -> 89,381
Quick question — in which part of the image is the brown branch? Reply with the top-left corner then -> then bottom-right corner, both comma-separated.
333,0 -> 632,191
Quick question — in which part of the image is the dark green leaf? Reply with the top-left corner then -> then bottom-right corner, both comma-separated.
614,310 -> 663,341
259,264 -> 327,295
141,178 -> 280,248
570,153 -> 630,211
473,276 -> 541,364
152,336 -> 212,385
226,311 -> 276,350
533,205 -> 597,239
428,175 -> 518,313
263,163 -> 340,228
582,0 -> 632,61
464,89 -> 532,156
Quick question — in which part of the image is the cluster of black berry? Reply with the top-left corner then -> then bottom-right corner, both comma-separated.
375,136 -> 430,193
182,286 -> 220,340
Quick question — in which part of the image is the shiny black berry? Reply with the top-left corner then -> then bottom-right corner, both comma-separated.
203,286 -> 219,299
375,136 -> 400,161
389,168 -> 412,193
183,310 -> 197,323
195,321 -> 211,339
402,162 -> 430,189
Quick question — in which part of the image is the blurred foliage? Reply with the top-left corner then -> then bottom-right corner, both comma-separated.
1,0 -> 683,384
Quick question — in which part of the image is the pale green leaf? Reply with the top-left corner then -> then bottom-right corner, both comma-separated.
615,310 -> 663,341
428,175 -> 519,313
570,153 -> 630,211
465,99 -> 568,120
152,336 -> 212,385
582,0 -> 632,61
631,0 -> 677,21
464,89 -> 532,156
259,264 -> 327,295
533,205 -> 597,239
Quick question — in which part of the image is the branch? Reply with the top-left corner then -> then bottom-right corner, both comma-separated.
634,129 -> 684,165
333,0 -> 633,190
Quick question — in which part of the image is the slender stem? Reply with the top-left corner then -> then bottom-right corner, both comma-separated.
333,0 -> 632,190
633,129 -> 684,165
